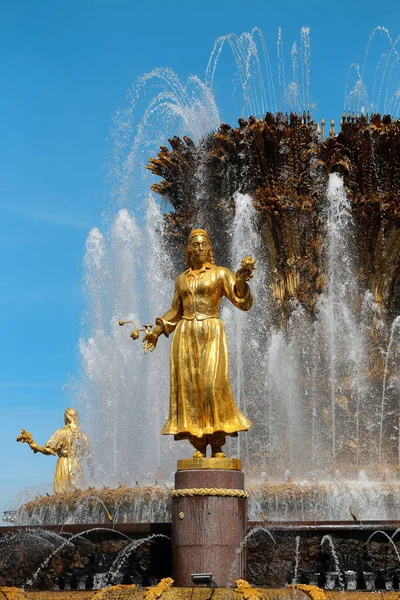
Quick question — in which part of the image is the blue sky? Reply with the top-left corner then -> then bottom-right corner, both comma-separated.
1,0 -> 400,515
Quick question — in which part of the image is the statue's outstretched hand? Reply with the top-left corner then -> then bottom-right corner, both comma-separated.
235,256 -> 256,282
16,429 -> 42,453
143,330 -> 159,353
17,429 -> 34,445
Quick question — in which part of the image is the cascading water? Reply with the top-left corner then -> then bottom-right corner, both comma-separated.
144,196 -> 177,470
319,173 -> 366,466
249,174 -> 377,478
224,192 -> 268,465
79,201 -> 180,489
243,172 -> 400,520
379,316 -> 400,464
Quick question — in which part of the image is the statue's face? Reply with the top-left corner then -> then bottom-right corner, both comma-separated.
189,234 -> 210,264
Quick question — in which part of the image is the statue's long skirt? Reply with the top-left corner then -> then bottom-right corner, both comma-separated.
161,317 -> 252,440
54,457 -> 85,494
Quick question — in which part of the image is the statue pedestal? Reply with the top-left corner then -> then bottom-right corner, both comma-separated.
171,458 -> 248,587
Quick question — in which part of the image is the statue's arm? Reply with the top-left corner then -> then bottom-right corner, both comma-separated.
234,275 -> 248,300
143,277 -> 183,351
32,442 -> 56,456
16,429 -> 56,455
220,267 -> 253,311
156,280 -> 183,336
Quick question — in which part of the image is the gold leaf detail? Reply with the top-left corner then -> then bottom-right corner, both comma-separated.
144,577 -> 174,600
235,579 -> 263,600
170,488 -> 249,498
0,589 -> 26,600
290,584 -> 327,600
92,584 -> 137,600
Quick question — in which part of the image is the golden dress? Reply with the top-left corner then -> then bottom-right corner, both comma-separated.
45,426 -> 91,493
156,263 -> 253,439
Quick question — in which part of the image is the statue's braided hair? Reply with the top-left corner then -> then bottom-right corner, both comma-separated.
64,408 -> 81,467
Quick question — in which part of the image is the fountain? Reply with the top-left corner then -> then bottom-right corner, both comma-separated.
2,25 -> 400,594
142,112 -> 400,518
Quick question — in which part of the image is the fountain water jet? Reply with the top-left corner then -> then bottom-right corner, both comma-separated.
379,315 -> 400,464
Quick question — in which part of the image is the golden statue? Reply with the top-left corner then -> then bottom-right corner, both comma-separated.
143,229 -> 255,458
17,407 -> 92,494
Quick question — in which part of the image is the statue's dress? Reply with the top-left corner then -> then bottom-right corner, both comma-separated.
156,263 -> 253,440
45,426 -> 91,493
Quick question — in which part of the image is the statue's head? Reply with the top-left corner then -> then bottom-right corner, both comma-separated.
64,407 -> 79,426
186,229 -> 214,267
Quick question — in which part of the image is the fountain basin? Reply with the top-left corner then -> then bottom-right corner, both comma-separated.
9,481 -> 400,526
2,521 -> 400,590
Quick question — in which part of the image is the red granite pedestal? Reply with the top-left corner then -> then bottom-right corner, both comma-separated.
171,458 -> 248,587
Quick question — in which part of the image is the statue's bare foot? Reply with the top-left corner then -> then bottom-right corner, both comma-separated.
212,451 -> 226,458
193,450 -> 206,458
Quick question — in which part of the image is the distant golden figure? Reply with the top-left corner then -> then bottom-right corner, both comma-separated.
17,408 -> 92,494
143,229 -> 255,458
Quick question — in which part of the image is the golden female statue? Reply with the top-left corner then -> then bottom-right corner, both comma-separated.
17,407 -> 92,494
143,229 -> 255,458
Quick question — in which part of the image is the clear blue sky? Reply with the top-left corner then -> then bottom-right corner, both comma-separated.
1,0 -> 399,515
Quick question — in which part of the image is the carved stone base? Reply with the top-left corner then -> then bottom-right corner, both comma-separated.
172,467 -> 247,587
